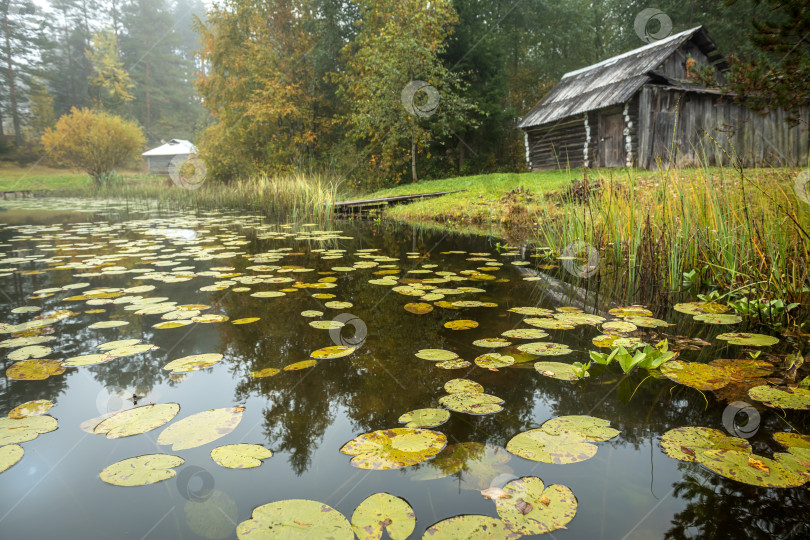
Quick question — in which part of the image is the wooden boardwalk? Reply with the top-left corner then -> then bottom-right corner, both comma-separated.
333,190 -> 466,215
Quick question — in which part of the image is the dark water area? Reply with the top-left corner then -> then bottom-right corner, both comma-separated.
0,201 -> 807,539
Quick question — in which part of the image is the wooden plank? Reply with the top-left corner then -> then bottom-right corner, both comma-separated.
333,190 -> 467,211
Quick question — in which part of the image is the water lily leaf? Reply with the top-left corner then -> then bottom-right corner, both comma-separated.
251,291 -> 286,298
622,315 -> 669,328
773,432 -> 810,449
592,334 -> 619,348
153,320 -> 193,329
748,385 -> 810,410
251,368 -> 281,378
311,346 -> 355,359
495,476 -> 577,535
0,444 -> 24,474
541,416 -> 619,442
436,359 -> 471,369
106,344 -> 156,357
404,303 -> 434,315
674,302 -> 729,315
97,339 -> 141,351
445,320 -> 478,330
659,426 -> 751,462
157,407 -> 244,450
506,429 -> 596,464
660,361 -> 731,390
284,360 -> 317,371
555,312 -> 605,325
340,428 -> 447,469
773,448 -> 810,483
236,499 -> 352,539
192,314 -> 229,323
351,493 -> 416,540
163,353 -> 224,373
716,333 -> 779,347
694,313 -> 742,324
8,399 -> 53,418
62,353 -> 114,367
88,320 -> 128,329
211,444 -> 273,469
6,359 -> 65,380
609,306 -> 653,317
99,454 -> 184,487
475,353 -> 515,369
439,392 -> 504,415
11,306 -> 40,314
422,515 -> 518,539
301,310 -> 323,318
517,342 -> 571,356
0,415 -> 57,445
524,318 -> 575,330
7,345 -> 52,360
309,320 -> 344,330
473,338 -> 512,348
93,403 -> 180,439
0,336 -> 55,348
415,349 -> 458,362
602,321 -> 637,333
696,449 -> 804,488
444,379 -> 484,394
325,301 -> 353,309
232,318 -> 260,325
708,358 -> 774,379
501,328 -> 549,339
398,408 -> 450,428
534,362 -> 583,381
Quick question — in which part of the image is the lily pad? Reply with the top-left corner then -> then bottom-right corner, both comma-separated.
88,320 -> 129,329
301,310 -> 324,318
609,306 -> 653,317
541,416 -> 619,442
351,493 -> 416,540
517,342 -> 571,356
708,358 -> 774,379
105,344 -> 156,358
534,362 -> 584,381
7,345 -> 52,361
506,429 -> 597,464
211,444 -> 273,469
192,314 -> 229,323
62,353 -> 114,367
716,332 -> 779,347
475,353 -> 515,369
694,313 -> 743,324
494,476 -> 577,535
660,361 -> 732,391
251,368 -> 281,378
0,415 -> 57,445
163,353 -> 224,373
0,444 -> 24,474
439,392 -> 504,415
340,428 -> 447,470
309,320 -> 344,330
236,499 -> 352,539
436,359 -> 472,370
444,379 -> 484,394
157,407 -> 244,450
697,449 -> 805,488
748,385 -> 810,410
524,318 -> 575,330
404,303 -> 434,315
93,403 -> 180,439
311,346 -> 355,359
97,339 -> 141,351
501,328 -> 549,340
422,515 -> 518,539
444,320 -> 478,330
6,359 -> 66,380
8,399 -> 53,418
233,317 -> 261,325
415,349 -> 458,362
773,432 -> 810,449
602,321 -> 637,333
99,454 -> 185,487
472,338 -> 512,348
398,408 -> 451,428
659,426 -> 751,462
622,315 -> 669,328
284,360 -> 317,371
674,302 -> 729,315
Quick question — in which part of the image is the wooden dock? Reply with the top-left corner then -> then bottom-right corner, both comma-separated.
2,190 -> 35,200
333,190 -> 466,216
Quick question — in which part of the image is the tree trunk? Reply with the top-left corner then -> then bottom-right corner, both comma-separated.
2,12 -> 22,145
411,133 -> 417,183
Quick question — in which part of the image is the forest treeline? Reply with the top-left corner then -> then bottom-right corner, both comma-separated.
1,0 -> 807,187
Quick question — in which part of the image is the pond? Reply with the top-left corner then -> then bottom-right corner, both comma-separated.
1,200 -> 808,539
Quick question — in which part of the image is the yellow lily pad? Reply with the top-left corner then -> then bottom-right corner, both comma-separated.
697,449 -> 805,488
501,328 -> 548,340
251,368 -> 281,378
0,444 -> 24,474
163,353 -> 224,373
284,360 -> 317,371
6,359 -> 66,380
97,339 -> 141,351
404,303 -> 434,315
659,426 -> 751,462
534,362 -> 585,381
444,379 -> 484,394
93,403 -> 180,439
311,346 -> 355,359
472,338 -> 511,348
88,320 -> 129,329
439,392 -> 504,415
62,353 -> 114,367
7,345 -> 52,361
398,408 -> 451,428
157,407 -> 244,451
236,499 -> 352,539
415,349 -> 458,362
660,361 -> 732,391
506,429 -> 597,464
749,385 -> 810,410
211,444 -> 273,469
8,399 -> 53,418
351,493 -> 415,540
475,353 -> 515,369
232,317 -> 261,325
422,515 -> 518,538
191,314 -> 229,323
494,476 -> 578,535
517,342 -> 571,356
340,428 -> 447,470
0,415 -> 57,445
309,320 -> 344,330
444,320 -> 478,330
716,333 -> 779,347
99,454 -> 184,487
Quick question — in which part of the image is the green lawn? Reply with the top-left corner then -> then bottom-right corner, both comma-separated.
0,163 -> 158,192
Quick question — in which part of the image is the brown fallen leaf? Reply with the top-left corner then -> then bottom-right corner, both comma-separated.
480,487 -> 512,500
539,495 -> 551,506
747,457 -> 770,473
515,499 -> 533,515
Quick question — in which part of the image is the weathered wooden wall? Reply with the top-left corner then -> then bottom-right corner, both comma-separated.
526,116 -> 587,170
637,85 -> 809,169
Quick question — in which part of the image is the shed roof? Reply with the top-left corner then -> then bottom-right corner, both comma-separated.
519,26 -> 721,129
142,139 -> 197,157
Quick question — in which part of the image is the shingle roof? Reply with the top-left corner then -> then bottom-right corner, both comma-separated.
142,139 -> 197,157
519,27 -> 714,129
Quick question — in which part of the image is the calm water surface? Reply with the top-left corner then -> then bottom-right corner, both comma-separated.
0,201 -> 807,539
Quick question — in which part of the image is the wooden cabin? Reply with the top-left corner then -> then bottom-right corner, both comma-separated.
142,139 -> 197,175
519,26 -> 809,170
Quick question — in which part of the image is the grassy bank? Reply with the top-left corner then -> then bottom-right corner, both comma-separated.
0,163 -> 152,191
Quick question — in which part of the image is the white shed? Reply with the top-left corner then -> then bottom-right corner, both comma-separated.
142,139 -> 197,175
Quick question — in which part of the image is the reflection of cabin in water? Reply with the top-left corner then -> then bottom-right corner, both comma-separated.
519,26 -> 809,170
142,139 -> 197,175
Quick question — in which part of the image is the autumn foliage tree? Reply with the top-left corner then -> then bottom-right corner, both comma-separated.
41,107 -> 145,186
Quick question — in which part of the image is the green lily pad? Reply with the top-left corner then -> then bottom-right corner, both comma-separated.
602,321 -> 637,333
555,313 -> 605,325
8,399 -> 53,418
622,315 -> 669,328
398,408 -> 451,428
97,339 -> 141,351
311,346 -> 355,359
99,454 -> 185,487
93,403 -> 180,439
0,444 -> 24,474
445,320 -> 478,330
501,328 -> 549,339
439,392 -> 504,415
716,333 -> 779,347
0,336 -> 55,348
163,353 -> 224,373
659,426 -> 751,462
660,361 -> 731,391
674,302 -> 729,315
748,385 -> 810,410
7,345 -> 52,361
251,368 -> 281,378
773,448 -> 810,483
506,429 -> 597,464
88,320 -> 129,329
773,432 -> 810,449
211,444 -> 273,469
251,291 -> 286,298
534,362 -> 584,381
422,515 -> 518,539
301,310 -> 323,317
340,428 -> 447,470
6,359 -> 66,380
236,499 -> 352,539
62,353 -> 114,367
524,318 -> 575,330
309,320 -> 344,330
157,407 -> 244,450
415,349 -> 458,362
0,415 -> 57,445
609,306 -> 653,317
436,359 -> 472,370
494,476 -> 577,535
696,449 -> 805,488
472,338 -> 512,348
444,379 -> 484,394
105,344 -> 157,357
351,493 -> 415,540
541,416 -> 619,442
708,358 -> 774,379
517,342 -> 571,356
509,307 -> 554,316
475,353 -> 515,369
694,313 -> 742,324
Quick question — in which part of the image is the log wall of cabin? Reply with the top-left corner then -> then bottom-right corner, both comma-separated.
637,85 -> 810,169
525,116 -> 588,170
